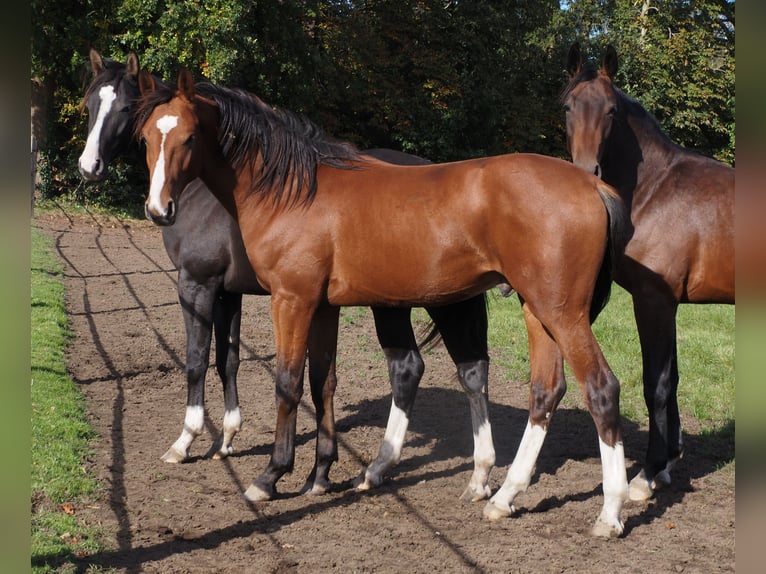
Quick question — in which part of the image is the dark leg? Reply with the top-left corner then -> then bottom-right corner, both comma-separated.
629,293 -> 682,500
162,271 -> 219,463
427,295 -> 494,501
244,294 -> 314,501
357,307 -> 425,490
303,304 -> 341,495
206,291 -> 244,460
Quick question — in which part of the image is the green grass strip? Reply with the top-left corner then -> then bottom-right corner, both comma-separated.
31,226 -> 106,573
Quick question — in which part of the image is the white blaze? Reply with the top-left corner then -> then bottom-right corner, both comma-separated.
78,85 -> 117,173
147,114 -> 179,215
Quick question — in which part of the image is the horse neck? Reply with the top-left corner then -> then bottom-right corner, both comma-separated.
601,100 -> 678,209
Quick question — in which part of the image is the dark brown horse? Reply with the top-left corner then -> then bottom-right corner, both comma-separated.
563,43 -> 735,500
136,69 -> 631,536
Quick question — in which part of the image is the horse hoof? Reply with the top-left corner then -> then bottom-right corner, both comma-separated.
301,478 -> 330,496
354,468 -> 381,491
243,483 -> 273,502
160,447 -> 188,464
460,485 -> 491,503
628,469 -> 654,501
482,501 -> 514,521
654,469 -> 671,489
209,445 -> 233,460
591,516 -> 624,538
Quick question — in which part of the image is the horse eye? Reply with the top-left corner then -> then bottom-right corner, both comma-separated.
607,106 -> 617,116
563,103 -> 571,113
185,134 -> 195,146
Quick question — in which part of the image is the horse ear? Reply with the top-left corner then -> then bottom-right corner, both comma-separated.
602,45 -> 618,79
566,42 -> 582,78
177,68 -> 196,101
138,69 -> 156,96
89,48 -> 104,76
126,52 -> 140,80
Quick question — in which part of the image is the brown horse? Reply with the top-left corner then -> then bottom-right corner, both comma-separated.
136,69 -> 631,536
563,43 -> 735,501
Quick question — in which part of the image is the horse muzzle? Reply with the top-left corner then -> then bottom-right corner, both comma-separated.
145,199 -> 176,226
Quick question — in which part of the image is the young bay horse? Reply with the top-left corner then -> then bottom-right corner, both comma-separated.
78,49 -> 495,501
563,43 -> 735,500
136,69 -> 632,536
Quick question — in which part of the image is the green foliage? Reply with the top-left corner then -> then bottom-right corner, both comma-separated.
31,1 -> 735,207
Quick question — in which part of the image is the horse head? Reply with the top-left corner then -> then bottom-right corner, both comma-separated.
78,48 -> 141,180
562,43 -> 620,179
137,68 -> 211,225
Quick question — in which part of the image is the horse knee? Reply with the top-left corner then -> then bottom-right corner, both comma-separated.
457,360 -> 489,394
586,372 -> 621,442
388,349 -> 424,407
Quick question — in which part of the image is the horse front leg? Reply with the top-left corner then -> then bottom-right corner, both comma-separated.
427,295 -> 494,502
206,290 -> 244,460
244,294 -> 314,502
356,307 -> 424,491
629,293 -> 682,501
303,304 -> 341,495
162,272 -> 218,463
484,304 -> 565,518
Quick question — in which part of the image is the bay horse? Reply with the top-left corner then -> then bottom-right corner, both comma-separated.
78,49 -> 496,501
563,43 -> 735,500
136,68 -> 632,537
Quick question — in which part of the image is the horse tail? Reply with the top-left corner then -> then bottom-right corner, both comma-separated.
417,321 -> 442,353
416,292 -> 490,353
590,181 -> 630,324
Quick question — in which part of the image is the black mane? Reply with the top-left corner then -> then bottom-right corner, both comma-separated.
136,80 -> 361,207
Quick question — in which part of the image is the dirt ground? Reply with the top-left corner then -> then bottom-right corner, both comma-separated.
35,208 -> 735,573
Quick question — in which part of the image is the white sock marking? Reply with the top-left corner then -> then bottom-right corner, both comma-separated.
147,114 -> 178,215
78,85 -> 116,174
598,436 -> 628,528
170,405 -> 204,455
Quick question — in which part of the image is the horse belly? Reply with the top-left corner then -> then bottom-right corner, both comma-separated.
326,239 -> 499,307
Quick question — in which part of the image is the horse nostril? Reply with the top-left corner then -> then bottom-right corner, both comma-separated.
166,200 -> 175,221
594,165 -> 602,178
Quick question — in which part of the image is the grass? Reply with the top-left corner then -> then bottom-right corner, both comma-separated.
484,285 -> 735,431
31,226 -> 107,573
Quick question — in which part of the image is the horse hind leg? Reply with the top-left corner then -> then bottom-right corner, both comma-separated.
484,304 -> 565,518
206,291 -> 243,460
356,307 -> 424,491
162,274 -> 218,463
426,296 -> 494,502
556,316 -> 627,538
